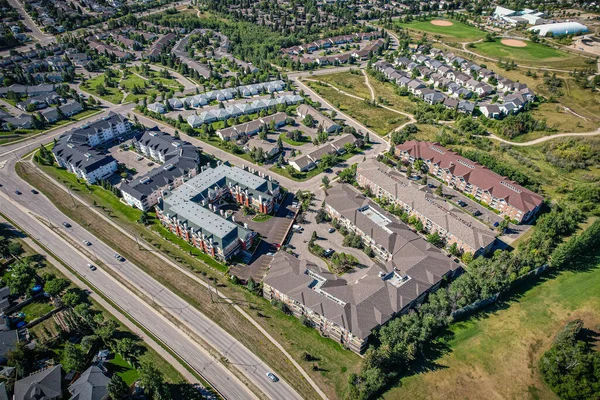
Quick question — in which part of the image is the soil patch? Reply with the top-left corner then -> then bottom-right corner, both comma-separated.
501,39 -> 528,47
431,20 -> 453,27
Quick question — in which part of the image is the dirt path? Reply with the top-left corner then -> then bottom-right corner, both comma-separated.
362,70 -> 376,101
486,129 -> 600,146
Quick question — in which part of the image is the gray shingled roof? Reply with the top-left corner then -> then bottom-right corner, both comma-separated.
14,365 -> 62,400
68,365 -> 109,400
52,136 -> 115,174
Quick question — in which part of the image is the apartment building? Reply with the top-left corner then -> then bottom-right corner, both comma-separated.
156,163 -> 280,260
263,184 -> 459,353
52,136 -> 117,184
357,160 -> 496,256
395,141 -> 544,222
65,112 -> 132,147
120,130 -> 200,211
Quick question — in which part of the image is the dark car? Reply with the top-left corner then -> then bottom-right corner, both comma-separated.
473,210 -> 482,217
458,200 -> 467,207
15,190 -> 22,195
328,228 -> 336,233
62,222 -> 71,228
31,189 -> 39,194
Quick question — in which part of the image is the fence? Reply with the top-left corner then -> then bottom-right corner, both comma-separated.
451,264 -> 549,321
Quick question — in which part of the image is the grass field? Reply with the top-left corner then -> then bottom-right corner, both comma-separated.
385,250 -> 600,400
472,39 -> 572,62
305,81 -> 408,135
397,19 -> 487,41
19,160 -> 360,400
81,74 -> 123,104
313,71 -> 372,99
107,353 -> 139,385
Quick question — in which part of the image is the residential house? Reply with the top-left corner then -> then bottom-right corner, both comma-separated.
14,365 -> 62,400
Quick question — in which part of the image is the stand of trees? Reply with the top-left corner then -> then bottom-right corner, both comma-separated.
539,319 -> 600,400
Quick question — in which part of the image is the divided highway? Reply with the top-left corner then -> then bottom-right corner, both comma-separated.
0,120 -> 303,400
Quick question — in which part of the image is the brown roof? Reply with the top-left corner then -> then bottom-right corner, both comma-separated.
264,184 -> 458,340
396,141 -> 544,214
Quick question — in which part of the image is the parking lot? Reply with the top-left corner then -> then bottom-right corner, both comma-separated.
107,145 -> 157,178
426,178 -> 532,244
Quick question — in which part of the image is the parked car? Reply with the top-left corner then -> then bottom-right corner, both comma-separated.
328,228 -> 336,233
136,156 -> 143,161
62,222 -> 71,228
266,372 -> 279,382
323,248 -> 334,257
87,263 -> 97,271
267,252 -> 275,257
473,210 -> 482,217
458,200 -> 467,207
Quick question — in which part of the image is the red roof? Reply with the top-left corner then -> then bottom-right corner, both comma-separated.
396,141 -> 543,214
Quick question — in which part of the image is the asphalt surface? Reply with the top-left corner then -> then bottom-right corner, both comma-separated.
0,114 -> 302,400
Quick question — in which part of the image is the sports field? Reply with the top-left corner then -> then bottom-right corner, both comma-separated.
384,248 -> 600,400
472,39 -> 571,62
397,19 -> 487,41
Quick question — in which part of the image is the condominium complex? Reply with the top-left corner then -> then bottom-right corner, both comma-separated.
156,163 -> 281,260
120,130 -> 200,211
395,141 -> 544,222
51,112 -> 132,183
357,160 -> 496,256
264,184 -> 459,353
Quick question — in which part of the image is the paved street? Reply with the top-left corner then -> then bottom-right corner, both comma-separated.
0,116 -> 304,400
7,0 -> 55,46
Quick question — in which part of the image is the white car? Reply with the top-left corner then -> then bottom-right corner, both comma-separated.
266,372 -> 279,382
267,252 -> 275,257
87,263 -> 97,271
83,240 -> 91,246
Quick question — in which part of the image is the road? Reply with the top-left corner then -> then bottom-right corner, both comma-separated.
485,129 -> 600,146
7,0 -> 55,46
0,115 -> 303,400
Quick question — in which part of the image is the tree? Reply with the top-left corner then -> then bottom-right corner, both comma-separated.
277,136 -> 283,152
80,335 -> 99,353
62,342 -> 86,372
498,218 -> 510,233
44,277 -> 69,297
302,114 -> 314,127
8,342 -> 36,378
435,185 -> 443,197
108,374 -> 130,400
258,129 -> 267,141
116,338 -> 139,363
338,166 -> 356,183
426,232 -> 444,247
322,176 -> 330,188
95,318 -> 119,345
8,261 -> 36,296
61,288 -> 83,307
138,356 -> 165,399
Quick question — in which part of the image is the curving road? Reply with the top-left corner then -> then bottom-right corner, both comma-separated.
484,128 -> 600,146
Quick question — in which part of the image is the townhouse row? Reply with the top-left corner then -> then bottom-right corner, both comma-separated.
290,39 -> 385,66
289,134 -> 356,172
373,47 -> 535,118
281,31 -> 382,55
186,94 -> 303,128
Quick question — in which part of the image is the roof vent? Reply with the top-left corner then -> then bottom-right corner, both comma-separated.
500,181 -> 522,194
140,177 -> 151,184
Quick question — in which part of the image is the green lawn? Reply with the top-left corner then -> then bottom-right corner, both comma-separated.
107,353 -> 139,385
252,214 -> 273,222
313,71 -> 372,99
397,19 -> 487,41
81,75 -> 123,104
20,300 -> 54,322
279,133 -> 310,147
385,250 -> 600,400
472,39 -> 571,62
305,81 -> 407,136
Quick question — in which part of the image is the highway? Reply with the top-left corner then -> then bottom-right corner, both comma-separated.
0,115 -> 302,400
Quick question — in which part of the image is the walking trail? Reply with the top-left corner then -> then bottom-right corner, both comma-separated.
485,128 -> 600,146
